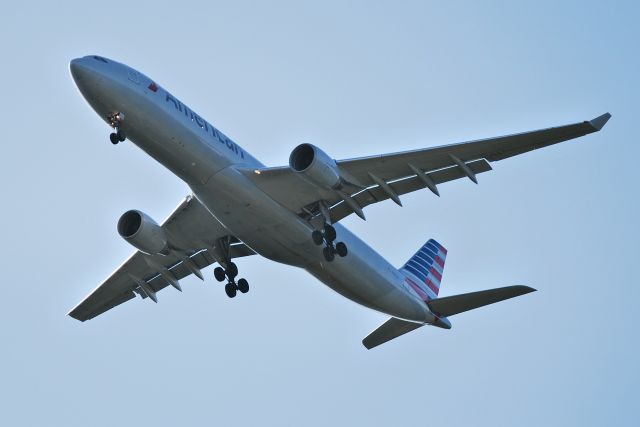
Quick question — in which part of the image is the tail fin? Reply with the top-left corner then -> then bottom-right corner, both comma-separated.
400,239 -> 447,300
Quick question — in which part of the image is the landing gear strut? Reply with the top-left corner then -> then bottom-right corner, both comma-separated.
107,112 -> 126,145
214,262 -> 250,298
313,223 -> 348,262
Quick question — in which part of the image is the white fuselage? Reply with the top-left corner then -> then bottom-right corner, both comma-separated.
70,55 -> 435,323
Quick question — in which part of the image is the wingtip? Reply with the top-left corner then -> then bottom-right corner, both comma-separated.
589,113 -> 611,131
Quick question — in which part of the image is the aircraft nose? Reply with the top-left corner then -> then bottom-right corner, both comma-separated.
70,57 -> 106,97
69,58 -> 89,83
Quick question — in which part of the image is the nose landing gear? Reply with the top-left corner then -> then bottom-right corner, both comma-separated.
313,224 -> 348,262
107,112 -> 127,145
214,262 -> 250,298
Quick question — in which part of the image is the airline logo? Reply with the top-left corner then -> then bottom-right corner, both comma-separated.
401,239 -> 447,301
164,92 -> 246,159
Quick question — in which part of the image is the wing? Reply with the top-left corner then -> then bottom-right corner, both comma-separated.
68,195 -> 255,321
243,113 -> 610,223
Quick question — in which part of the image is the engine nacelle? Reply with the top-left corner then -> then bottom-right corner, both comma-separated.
289,143 -> 341,189
117,210 -> 169,255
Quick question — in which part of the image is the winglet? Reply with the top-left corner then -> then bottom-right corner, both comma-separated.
589,113 -> 611,131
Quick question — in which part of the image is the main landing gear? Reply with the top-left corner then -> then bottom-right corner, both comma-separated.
312,224 -> 348,262
107,112 -> 127,145
213,262 -> 249,298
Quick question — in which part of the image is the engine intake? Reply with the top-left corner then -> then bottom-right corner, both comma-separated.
289,143 -> 341,189
117,210 -> 169,255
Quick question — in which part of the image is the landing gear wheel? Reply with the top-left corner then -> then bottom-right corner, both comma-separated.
312,230 -> 324,245
335,242 -> 348,257
117,129 -> 127,142
323,246 -> 335,262
323,224 -> 336,242
225,282 -> 237,298
109,133 -> 119,144
237,278 -> 249,293
226,262 -> 238,279
214,266 -> 226,282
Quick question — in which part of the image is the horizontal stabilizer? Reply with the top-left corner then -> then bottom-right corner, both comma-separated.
362,317 -> 424,350
427,285 -> 535,317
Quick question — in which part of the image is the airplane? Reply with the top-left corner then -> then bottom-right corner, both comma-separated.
68,55 -> 610,349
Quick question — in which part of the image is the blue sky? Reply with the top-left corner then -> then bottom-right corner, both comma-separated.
1,1 -> 638,425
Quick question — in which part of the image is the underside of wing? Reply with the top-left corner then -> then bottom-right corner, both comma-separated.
68,196 -> 255,321
338,113 -> 611,184
244,113 -> 610,224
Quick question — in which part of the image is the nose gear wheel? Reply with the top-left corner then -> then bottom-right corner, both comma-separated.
107,112 -> 127,145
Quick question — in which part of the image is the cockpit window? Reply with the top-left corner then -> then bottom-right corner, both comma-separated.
92,56 -> 108,63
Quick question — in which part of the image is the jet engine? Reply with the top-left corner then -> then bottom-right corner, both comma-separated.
289,143 -> 342,189
117,210 -> 170,255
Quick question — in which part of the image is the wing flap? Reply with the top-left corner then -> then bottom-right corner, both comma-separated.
329,159 -> 491,223
143,244 -> 255,295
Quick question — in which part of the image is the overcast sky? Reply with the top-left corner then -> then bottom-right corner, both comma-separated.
1,1 -> 638,426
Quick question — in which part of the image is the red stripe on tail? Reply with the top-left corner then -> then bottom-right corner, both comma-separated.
425,278 -> 439,294
406,278 -> 431,301
429,267 -> 442,281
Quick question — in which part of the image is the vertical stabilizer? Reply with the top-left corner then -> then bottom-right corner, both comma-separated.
400,239 -> 447,301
